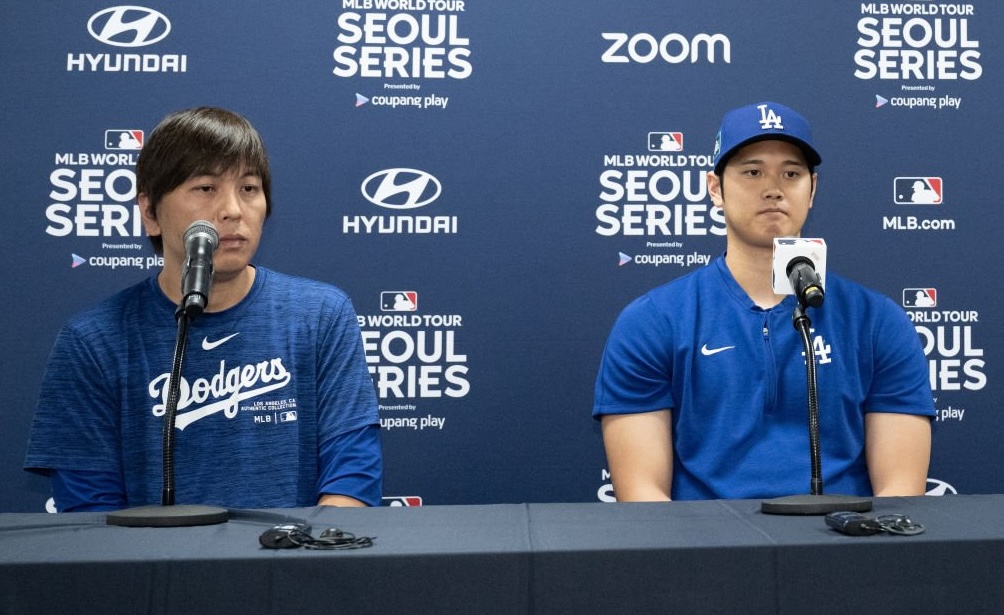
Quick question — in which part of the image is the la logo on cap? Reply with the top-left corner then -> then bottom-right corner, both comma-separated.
758,104 -> 783,130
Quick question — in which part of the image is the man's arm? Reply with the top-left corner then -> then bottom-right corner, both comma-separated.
317,424 -> 383,507
318,494 -> 368,507
313,294 -> 384,508
865,412 -> 932,496
601,410 -> 673,502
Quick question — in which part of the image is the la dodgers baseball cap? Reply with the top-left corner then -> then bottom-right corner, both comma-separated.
712,102 -> 822,175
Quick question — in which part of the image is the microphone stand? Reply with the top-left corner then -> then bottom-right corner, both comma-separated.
761,300 -> 872,515
106,305 -> 228,527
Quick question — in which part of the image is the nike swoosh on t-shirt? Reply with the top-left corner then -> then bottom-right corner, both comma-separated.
202,333 -> 240,351
700,344 -> 735,356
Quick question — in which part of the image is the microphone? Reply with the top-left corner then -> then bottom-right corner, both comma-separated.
772,238 -> 827,309
762,236 -> 871,516
106,218 -> 230,527
786,257 -> 824,308
180,220 -> 219,319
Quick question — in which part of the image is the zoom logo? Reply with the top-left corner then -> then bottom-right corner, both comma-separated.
361,169 -> 442,210
88,6 -> 171,47
601,32 -> 731,64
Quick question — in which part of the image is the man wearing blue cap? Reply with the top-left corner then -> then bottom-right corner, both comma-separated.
593,102 -> 934,502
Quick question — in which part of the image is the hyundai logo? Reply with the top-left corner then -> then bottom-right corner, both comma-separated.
925,478 -> 957,496
361,169 -> 442,210
88,6 -> 171,48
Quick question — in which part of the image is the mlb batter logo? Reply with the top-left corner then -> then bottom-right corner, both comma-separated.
381,291 -> 418,312
105,129 -> 143,150
383,496 -> 423,507
894,177 -> 942,205
648,132 -> 683,152
902,288 -> 937,308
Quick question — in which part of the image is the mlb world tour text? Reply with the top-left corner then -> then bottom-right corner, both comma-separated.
335,4 -> 472,80
855,5 -> 982,80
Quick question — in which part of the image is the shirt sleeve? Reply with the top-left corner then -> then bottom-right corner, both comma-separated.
24,325 -> 124,475
315,295 -> 383,505
51,468 -> 127,512
317,424 -> 383,506
866,296 -> 937,417
593,295 -> 677,418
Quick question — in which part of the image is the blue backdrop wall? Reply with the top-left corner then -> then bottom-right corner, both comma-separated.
1,1 -> 1000,511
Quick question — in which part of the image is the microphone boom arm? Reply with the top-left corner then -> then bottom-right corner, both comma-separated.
161,312 -> 191,506
793,304 -> 823,496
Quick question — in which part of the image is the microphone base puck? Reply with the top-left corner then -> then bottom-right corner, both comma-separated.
106,504 -> 229,527
761,494 -> 873,516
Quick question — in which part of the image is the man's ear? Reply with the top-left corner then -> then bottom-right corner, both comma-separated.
707,171 -> 724,208
138,193 -> 161,238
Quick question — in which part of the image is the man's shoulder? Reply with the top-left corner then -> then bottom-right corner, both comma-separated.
616,263 -> 721,331
66,277 -> 156,327
823,272 -> 898,310
257,267 -> 351,301
254,267 -> 356,318
638,261 -> 721,304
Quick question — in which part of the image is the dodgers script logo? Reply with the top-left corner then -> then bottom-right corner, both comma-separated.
149,358 -> 293,430
87,6 -> 171,47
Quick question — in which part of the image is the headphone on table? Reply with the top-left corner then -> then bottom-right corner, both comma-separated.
258,522 -> 374,550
